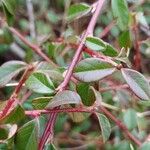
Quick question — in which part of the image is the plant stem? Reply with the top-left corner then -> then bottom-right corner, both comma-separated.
99,106 -> 142,147
26,105 -> 142,147
14,64 -> 34,95
57,0 -> 105,91
39,1 -> 105,149
25,107 -> 92,116
100,20 -> 116,38
9,27 -> 57,67
132,16 -> 141,71
0,65 -> 34,119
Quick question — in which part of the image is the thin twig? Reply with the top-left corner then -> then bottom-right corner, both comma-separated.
132,16 -> 141,71
99,106 -> 142,147
9,27 -> 58,67
100,20 -> 116,38
57,0 -> 105,91
39,1 -> 105,149
26,105 -> 142,147
0,65 -> 34,119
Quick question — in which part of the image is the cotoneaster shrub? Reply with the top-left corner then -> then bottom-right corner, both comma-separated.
0,0 -> 150,149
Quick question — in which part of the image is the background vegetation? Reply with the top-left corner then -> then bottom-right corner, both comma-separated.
0,0 -> 150,149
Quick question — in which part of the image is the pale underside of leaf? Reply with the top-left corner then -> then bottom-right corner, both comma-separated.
96,113 -> 111,142
121,68 -> 150,100
46,90 -> 81,108
74,68 -> 116,82
0,61 -> 27,86
74,58 -> 116,82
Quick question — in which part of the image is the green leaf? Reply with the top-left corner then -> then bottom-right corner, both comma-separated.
25,72 -> 55,94
2,0 -> 16,15
77,83 -> 96,106
119,30 -> 132,49
74,58 -> 116,82
96,113 -> 111,142
85,37 -> 118,56
15,119 -> 38,150
141,142 -> 150,150
46,90 -> 81,108
0,61 -> 27,87
121,68 -> 150,100
0,124 -> 17,142
111,0 -> 129,30
104,44 -> 118,57
32,97 -> 52,109
123,109 -> 137,130
67,3 -> 91,21
85,37 -> 106,51
2,0 -> 16,25
45,143 -> 57,150
0,105 -> 25,124
0,27 -> 13,44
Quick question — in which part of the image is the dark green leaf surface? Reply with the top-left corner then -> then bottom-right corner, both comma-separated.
77,83 -> 96,106
67,3 -> 91,21
121,68 -> 150,100
74,58 -> 116,82
85,36 -> 118,56
26,72 -> 55,94
46,90 -> 81,108
96,113 -> 111,142
15,119 -> 38,150
0,61 -> 27,87
119,30 -> 132,49
45,144 -> 57,150
32,97 -> 52,109
112,0 -> 129,30
0,105 -> 25,124
2,0 -> 16,15
85,37 -> 106,51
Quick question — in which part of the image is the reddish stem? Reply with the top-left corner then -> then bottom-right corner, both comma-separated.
0,65 -> 34,119
14,64 -> 34,95
99,106 -> 142,147
9,27 -> 57,67
132,21 -> 141,71
100,20 -> 116,38
25,107 -> 92,116
39,1 -> 105,149
57,0 -> 105,91
26,106 -> 142,147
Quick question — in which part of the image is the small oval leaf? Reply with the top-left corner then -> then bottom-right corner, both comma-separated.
85,37 -> 106,51
77,83 -> 96,106
0,105 -> 25,124
0,61 -> 27,87
46,90 -> 81,108
25,72 -> 55,94
32,97 -> 52,109
121,68 -> 150,100
96,113 -> 111,142
112,0 -> 129,31
74,58 -> 116,82
15,119 -> 38,150
85,36 -> 118,56
67,3 -> 91,21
